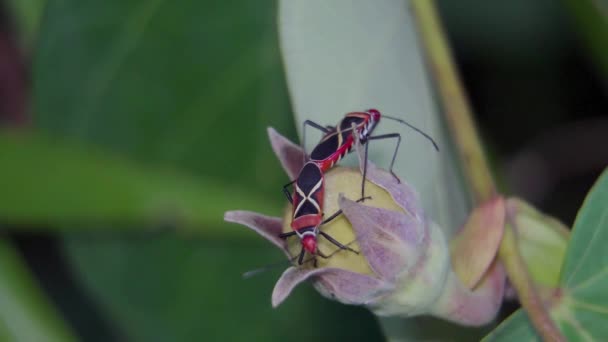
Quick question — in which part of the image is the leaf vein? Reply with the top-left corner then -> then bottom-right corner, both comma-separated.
565,209 -> 608,287
571,266 -> 608,292
569,299 -> 608,315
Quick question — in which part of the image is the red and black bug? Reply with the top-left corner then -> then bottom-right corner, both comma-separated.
279,161 -> 359,266
301,109 -> 439,197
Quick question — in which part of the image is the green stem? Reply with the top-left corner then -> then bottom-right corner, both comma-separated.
499,222 -> 565,342
0,238 -> 76,341
410,1 -> 564,341
410,0 -> 493,203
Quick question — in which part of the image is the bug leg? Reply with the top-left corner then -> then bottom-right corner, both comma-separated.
367,133 -> 402,184
319,231 -> 359,254
302,120 -> 332,164
361,140 -> 370,197
351,121 -> 372,201
320,196 -> 371,225
279,231 -> 297,239
321,209 -> 343,225
282,179 -> 297,204
298,246 -> 306,265
303,120 -> 332,134
316,249 -> 329,259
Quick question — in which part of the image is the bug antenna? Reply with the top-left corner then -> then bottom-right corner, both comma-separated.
382,115 -> 439,151
242,255 -> 299,279
242,238 -> 360,279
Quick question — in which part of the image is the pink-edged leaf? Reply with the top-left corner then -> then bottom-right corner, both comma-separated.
272,266 -> 390,307
431,261 -> 505,326
313,268 -> 393,305
339,195 -> 426,281
272,266 -> 320,307
450,196 -> 506,290
267,127 -> 305,180
353,134 -> 423,217
224,210 -> 288,252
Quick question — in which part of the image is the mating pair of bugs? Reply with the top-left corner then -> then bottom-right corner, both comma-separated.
280,109 -> 439,266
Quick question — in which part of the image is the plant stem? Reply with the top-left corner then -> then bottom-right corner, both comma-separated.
500,222 -> 565,342
410,0 -> 493,203
410,1 -> 565,341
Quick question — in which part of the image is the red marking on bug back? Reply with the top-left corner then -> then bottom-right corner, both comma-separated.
302,235 -> 317,254
291,214 -> 322,231
316,135 -> 353,172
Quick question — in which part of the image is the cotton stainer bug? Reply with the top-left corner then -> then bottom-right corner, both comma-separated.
300,109 -> 439,198
279,161 -> 360,266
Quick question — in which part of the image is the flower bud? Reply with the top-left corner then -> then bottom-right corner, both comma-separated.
225,127 -> 505,326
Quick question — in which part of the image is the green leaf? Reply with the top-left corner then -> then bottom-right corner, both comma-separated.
0,130 -> 277,235
560,168 -> 608,288
31,0 -> 383,341
484,167 -> 608,341
0,239 -> 76,342
279,1 -> 471,340
482,310 -> 536,341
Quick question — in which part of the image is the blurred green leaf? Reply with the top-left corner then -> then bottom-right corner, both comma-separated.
279,1 -> 471,340
564,0 -> 608,77
31,0 -> 382,341
0,238 -> 76,342
6,0 -> 46,48
509,198 -> 570,288
0,130 -> 277,234
65,236 -> 380,341
484,167 -> 608,341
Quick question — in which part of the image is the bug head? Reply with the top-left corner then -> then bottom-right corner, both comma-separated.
301,235 -> 317,254
366,108 -> 381,122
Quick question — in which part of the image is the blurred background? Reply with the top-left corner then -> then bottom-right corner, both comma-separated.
0,0 -> 605,341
